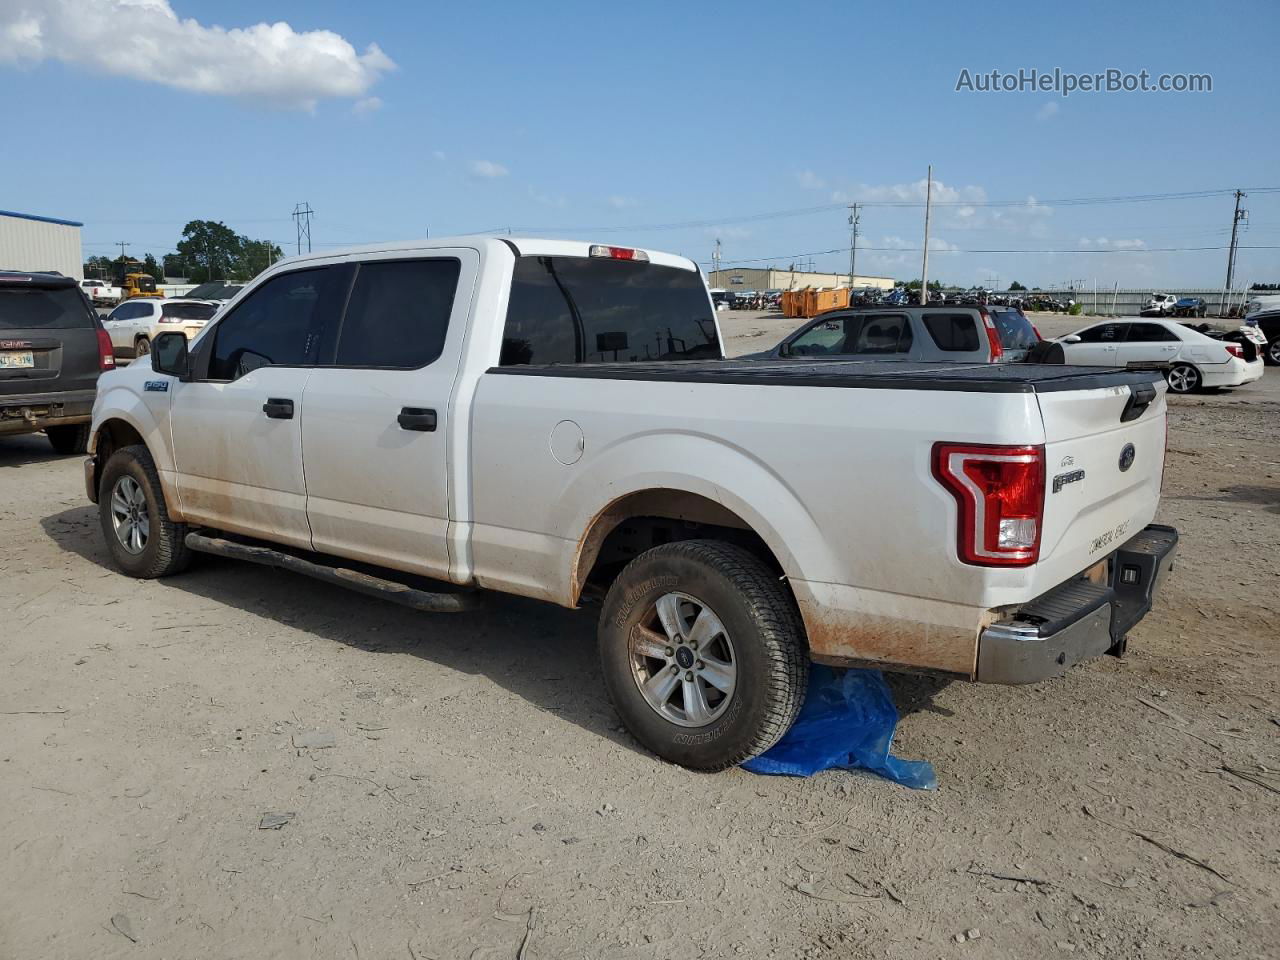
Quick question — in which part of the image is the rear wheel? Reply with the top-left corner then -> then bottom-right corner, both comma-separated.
98,444 -> 191,578
1266,339 -> 1280,367
134,336 -> 151,358
1166,362 -> 1201,394
46,423 -> 89,455
598,540 -> 808,771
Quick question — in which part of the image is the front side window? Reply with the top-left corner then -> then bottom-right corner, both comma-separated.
209,267 -> 336,380
334,259 -> 460,367
501,256 -> 719,365
788,316 -> 848,355
1076,323 -> 1128,343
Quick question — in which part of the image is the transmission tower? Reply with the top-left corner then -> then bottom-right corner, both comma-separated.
292,202 -> 314,255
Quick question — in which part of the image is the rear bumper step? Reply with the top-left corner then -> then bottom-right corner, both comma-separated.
183,533 -> 481,614
977,524 -> 1178,684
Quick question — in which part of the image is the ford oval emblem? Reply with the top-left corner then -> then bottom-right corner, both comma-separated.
1119,443 -> 1136,472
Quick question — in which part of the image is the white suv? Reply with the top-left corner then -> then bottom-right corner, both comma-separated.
102,298 -> 219,359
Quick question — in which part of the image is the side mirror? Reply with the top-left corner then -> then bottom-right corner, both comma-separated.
151,331 -> 190,379
777,342 -> 792,357
1063,334 -> 1082,344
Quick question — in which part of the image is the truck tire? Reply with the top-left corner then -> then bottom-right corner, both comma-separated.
98,444 -> 191,579
598,540 -> 808,771
46,423 -> 90,455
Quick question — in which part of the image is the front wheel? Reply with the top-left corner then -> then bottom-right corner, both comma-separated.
98,444 -> 191,578
598,540 -> 808,771
1265,339 -> 1280,367
1166,362 -> 1201,394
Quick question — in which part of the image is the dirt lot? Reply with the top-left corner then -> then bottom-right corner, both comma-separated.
2,313 -> 1277,960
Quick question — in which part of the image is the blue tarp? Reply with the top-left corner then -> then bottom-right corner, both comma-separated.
742,665 -> 936,789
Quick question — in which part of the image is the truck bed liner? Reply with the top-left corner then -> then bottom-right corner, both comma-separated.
487,361 -> 1162,394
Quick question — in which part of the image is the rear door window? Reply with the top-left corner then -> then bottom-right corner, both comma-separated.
161,302 -> 218,322
1126,322 -> 1179,342
333,259 -> 460,368
849,313 -> 913,354
0,286 -> 95,329
924,313 -> 981,352
502,256 -> 719,365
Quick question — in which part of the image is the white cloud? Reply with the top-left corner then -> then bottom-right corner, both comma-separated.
528,185 -> 565,207
1035,101 -> 1060,121
796,170 -> 826,190
432,150 -> 446,161
352,96 -> 382,114
469,159 -> 509,179
1080,236 -> 1145,249
607,195 -> 637,209
856,178 -> 988,206
0,0 -> 394,110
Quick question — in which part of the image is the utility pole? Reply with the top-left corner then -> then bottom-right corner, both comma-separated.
115,241 -> 129,260
847,203 -> 860,289
293,202 -> 314,255
711,238 -> 721,286
919,165 -> 933,303
1222,189 -> 1247,316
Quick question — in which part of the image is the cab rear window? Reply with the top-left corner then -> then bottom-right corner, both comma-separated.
501,256 -> 720,365
0,286 -> 95,329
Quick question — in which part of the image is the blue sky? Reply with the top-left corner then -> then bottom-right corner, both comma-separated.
2,0 -> 1278,289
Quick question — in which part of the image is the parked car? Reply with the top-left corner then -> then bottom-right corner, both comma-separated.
102,297 -> 219,359
1056,318 -> 1264,393
1172,297 -> 1207,318
1,270 -> 114,453
1244,294 -> 1280,319
1249,310 -> 1280,366
85,236 -> 1176,772
181,281 -> 244,304
747,304 -> 1040,363
80,278 -> 122,306
1145,293 -> 1179,316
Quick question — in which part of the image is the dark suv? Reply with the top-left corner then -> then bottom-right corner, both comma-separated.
1,271 -> 114,454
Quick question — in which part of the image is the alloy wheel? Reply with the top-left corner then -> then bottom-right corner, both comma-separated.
1167,365 -> 1199,393
629,592 -> 737,727
110,475 -> 150,554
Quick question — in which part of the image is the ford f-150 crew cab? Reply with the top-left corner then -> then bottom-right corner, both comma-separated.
83,237 -> 1178,771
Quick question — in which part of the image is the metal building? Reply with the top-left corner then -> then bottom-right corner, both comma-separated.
707,267 -> 894,292
0,209 -> 84,279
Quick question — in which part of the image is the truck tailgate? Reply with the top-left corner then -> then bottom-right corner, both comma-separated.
1034,379 -> 1166,589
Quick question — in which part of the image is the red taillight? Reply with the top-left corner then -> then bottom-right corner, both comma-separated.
932,443 -> 1045,567
588,244 -> 649,262
978,307 -> 1004,360
1224,343 -> 1244,359
96,328 -> 115,370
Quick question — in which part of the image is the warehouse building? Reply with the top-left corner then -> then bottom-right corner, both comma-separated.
707,267 -> 894,291
0,209 -> 84,280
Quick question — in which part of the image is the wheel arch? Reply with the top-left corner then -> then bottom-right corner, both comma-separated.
88,392 -> 182,518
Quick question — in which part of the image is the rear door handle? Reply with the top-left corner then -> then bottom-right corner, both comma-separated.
397,407 -> 437,431
262,398 -> 294,419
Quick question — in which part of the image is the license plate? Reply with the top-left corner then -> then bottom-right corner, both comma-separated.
0,350 -> 34,369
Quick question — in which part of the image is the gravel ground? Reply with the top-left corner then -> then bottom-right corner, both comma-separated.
2,313 -> 1277,959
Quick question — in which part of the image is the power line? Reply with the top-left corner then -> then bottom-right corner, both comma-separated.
698,243 -> 1280,266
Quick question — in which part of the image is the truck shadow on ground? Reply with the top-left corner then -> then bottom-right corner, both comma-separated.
1167,484 -> 1280,514
41,503 -> 955,758
0,434 -> 69,468
41,504 -> 648,759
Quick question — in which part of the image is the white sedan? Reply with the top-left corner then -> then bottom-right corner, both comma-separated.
1057,318 -> 1265,393
102,298 -> 219,360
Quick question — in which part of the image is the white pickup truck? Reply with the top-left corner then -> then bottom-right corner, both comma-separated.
84,237 -> 1178,770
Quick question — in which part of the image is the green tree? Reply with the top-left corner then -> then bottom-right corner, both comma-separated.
240,239 -> 285,280
1009,280 -> 1027,291
173,220 -> 283,282
141,253 -> 164,282
83,255 -> 114,279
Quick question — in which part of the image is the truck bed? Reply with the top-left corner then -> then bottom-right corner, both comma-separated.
487,360 -> 1161,394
